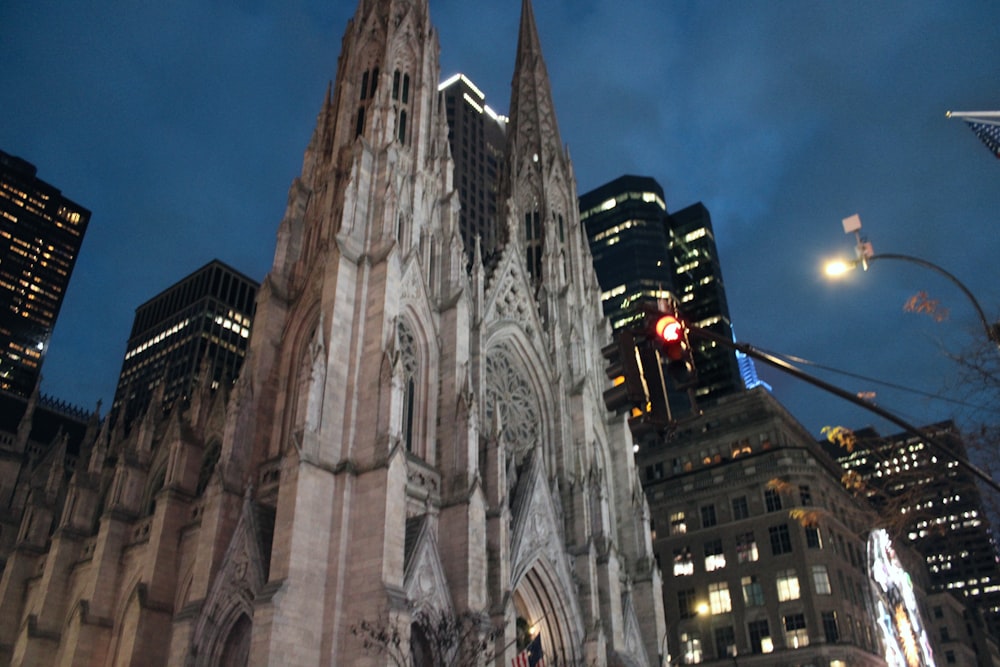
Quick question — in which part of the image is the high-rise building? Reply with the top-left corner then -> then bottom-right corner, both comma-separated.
0,149 -> 90,398
439,73 -> 507,264
579,175 -> 674,332
824,421 -> 1000,644
668,202 -> 745,403
640,388 -> 941,666
0,2 -> 664,665
112,259 -> 257,427
579,176 -> 745,412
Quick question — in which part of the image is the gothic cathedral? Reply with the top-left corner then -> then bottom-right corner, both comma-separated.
0,1 -> 664,664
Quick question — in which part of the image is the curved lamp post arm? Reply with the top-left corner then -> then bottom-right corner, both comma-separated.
867,253 -> 1000,347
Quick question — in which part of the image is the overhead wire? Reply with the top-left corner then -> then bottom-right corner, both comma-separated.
754,346 -> 1000,418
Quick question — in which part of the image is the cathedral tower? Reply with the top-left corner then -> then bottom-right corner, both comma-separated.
0,1 -> 663,665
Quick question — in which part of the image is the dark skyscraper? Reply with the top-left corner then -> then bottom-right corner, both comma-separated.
112,259 -> 257,426
668,202 -> 745,404
0,149 -> 90,398
439,73 -> 507,264
579,175 -> 745,410
578,175 -> 674,332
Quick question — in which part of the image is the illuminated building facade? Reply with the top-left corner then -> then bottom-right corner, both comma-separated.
667,202 -> 746,404
640,388 -> 892,666
825,421 -> 1000,649
579,175 -> 675,333
439,73 -> 507,265
112,259 -> 257,426
0,149 -> 90,398
579,176 -> 747,413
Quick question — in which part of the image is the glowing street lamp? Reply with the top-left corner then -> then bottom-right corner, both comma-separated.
826,214 -> 1000,348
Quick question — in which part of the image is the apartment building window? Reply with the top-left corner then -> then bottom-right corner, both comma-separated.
822,611 -> 840,643
731,495 -> 749,520
776,569 -> 800,601
670,511 -> 687,535
764,488 -> 782,512
704,539 -> 726,571
678,589 -> 697,619
748,619 -> 772,654
799,484 -> 813,505
680,631 -> 703,664
783,613 -> 809,648
742,576 -> 765,607
714,626 -> 736,661
805,526 -> 822,549
674,548 -> 694,576
709,581 -> 732,614
769,524 -> 793,555
736,532 -> 759,563
812,565 -> 832,595
701,504 -> 717,528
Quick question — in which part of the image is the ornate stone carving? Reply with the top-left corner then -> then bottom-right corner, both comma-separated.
482,346 -> 539,458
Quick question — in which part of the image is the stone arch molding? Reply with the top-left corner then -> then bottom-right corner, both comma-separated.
403,517 -> 453,617
186,493 -> 267,667
617,591 -> 653,667
483,246 -> 545,344
509,452 -> 581,631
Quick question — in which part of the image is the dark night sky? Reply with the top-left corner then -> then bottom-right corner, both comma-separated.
2,1 -> 999,438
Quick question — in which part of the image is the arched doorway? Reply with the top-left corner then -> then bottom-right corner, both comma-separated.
511,561 -> 582,667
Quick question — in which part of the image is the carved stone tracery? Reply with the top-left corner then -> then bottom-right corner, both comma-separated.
482,346 -> 539,459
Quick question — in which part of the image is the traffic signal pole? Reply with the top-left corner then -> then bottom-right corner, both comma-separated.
687,324 -> 1000,495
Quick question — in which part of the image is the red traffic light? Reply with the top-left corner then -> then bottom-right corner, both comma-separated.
654,315 -> 684,343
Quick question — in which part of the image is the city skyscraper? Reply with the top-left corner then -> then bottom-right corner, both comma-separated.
578,175 -> 674,332
579,175 -> 745,412
667,202 -> 745,403
824,421 -> 1000,645
112,259 -> 257,427
0,2 -> 663,665
439,73 -> 507,265
0,149 -> 90,398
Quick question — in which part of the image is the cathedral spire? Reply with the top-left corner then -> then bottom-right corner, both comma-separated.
501,0 -> 576,295
508,0 -> 564,169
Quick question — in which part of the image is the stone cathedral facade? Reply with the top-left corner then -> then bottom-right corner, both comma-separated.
0,0 -> 665,665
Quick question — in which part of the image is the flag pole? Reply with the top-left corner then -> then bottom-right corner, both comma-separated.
946,110 -> 1000,119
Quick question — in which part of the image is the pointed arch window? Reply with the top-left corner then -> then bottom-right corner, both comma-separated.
196,440 -> 221,496
392,69 -> 412,144
356,67 -> 379,137
219,613 -> 252,667
404,376 -> 416,452
397,320 -> 420,455
524,210 -> 542,284
398,110 -> 408,144
142,465 -> 167,517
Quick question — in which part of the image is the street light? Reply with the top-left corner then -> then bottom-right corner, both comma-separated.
826,214 -> 1000,348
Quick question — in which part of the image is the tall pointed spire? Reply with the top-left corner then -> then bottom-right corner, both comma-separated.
501,0 -> 578,297
508,0 -> 564,168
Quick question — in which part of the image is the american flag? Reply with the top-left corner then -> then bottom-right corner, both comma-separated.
512,634 -> 544,667
965,119 -> 1000,159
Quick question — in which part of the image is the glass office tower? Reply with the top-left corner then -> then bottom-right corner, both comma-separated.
0,149 -> 90,398
112,259 -> 258,427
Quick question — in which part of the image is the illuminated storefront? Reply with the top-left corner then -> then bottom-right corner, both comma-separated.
868,528 -> 936,667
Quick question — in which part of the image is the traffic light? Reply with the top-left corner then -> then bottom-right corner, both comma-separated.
649,312 -> 698,389
601,329 -> 672,438
629,342 -> 671,438
601,331 -> 646,414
